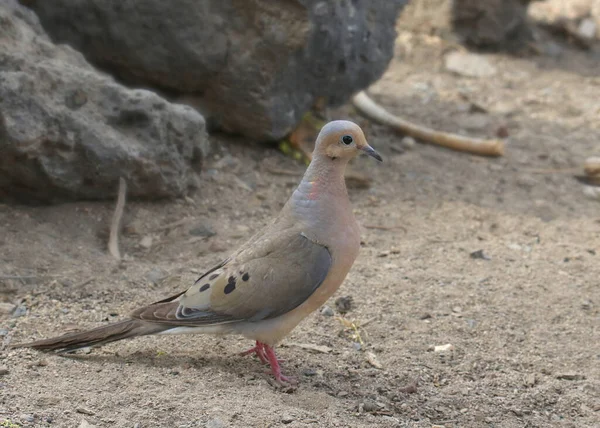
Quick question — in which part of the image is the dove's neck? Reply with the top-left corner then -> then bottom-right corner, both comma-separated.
289,156 -> 351,216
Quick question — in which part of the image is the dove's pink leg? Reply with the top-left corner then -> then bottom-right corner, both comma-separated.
240,341 -> 268,364
262,343 -> 297,385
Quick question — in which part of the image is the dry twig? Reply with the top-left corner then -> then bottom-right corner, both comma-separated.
352,91 -> 505,157
364,224 -> 407,233
108,178 -> 127,261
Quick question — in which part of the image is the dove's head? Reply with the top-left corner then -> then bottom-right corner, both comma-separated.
313,120 -> 382,163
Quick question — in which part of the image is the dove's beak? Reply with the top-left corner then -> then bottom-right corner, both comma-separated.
361,144 -> 383,162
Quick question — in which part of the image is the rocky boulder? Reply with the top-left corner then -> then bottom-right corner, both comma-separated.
398,0 -> 536,50
0,0 -> 209,203
23,0 -> 407,141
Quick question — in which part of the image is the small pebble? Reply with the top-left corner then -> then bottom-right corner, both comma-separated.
281,414 -> 295,424
0,366 -> 9,376
189,224 -> 216,238
577,18 -> 597,40
139,235 -> 153,249
470,249 -> 491,260
320,305 -> 334,317
444,51 -> 497,77
21,414 -> 34,423
431,344 -> 455,353
12,305 -> 27,318
524,373 -> 536,387
583,186 -> 600,200
302,368 -> 317,377
400,136 -> 416,150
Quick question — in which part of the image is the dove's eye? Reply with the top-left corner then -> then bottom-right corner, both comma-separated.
341,135 -> 353,145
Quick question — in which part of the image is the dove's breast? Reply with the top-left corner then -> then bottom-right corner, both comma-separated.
235,199 -> 361,345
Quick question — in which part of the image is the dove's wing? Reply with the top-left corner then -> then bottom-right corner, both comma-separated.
130,231 -> 331,325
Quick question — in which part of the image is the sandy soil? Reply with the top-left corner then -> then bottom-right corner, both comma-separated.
2,18 -> 600,428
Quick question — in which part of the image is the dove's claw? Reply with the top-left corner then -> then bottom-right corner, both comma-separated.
241,341 -> 294,384
240,341 -> 268,364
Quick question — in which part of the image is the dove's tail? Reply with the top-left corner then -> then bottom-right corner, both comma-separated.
11,319 -> 169,353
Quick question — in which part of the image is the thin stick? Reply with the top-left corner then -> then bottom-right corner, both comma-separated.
108,178 -> 127,261
352,91 -> 505,157
364,224 -> 407,233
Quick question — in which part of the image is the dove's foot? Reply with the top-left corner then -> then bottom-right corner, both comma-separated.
241,341 -> 295,385
262,343 -> 297,386
240,341 -> 268,364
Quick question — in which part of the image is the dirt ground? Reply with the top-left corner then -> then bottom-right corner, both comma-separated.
2,16 -> 600,428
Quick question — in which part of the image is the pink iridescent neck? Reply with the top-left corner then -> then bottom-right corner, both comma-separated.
291,156 -> 349,204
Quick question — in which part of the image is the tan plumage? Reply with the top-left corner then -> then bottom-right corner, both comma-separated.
13,120 -> 382,384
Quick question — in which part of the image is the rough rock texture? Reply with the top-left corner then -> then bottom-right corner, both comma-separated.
0,0 -> 209,203
452,0 -> 536,49
23,0 -> 407,141
529,0 -> 600,42
398,0 -> 537,50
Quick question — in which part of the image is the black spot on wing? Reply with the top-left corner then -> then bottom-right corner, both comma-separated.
199,284 -> 210,292
208,273 -> 219,280
242,272 -> 250,281
224,276 -> 236,294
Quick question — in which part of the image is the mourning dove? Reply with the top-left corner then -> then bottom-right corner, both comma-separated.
13,120 -> 382,385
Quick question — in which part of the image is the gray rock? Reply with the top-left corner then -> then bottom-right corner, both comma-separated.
0,0 -> 209,203
281,414 -> 295,424
24,0 -> 407,141
12,305 -> 27,318
398,0 -> 534,50
452,0 -> 535,49
320,305 -> 334,317
189,224 -> 216,238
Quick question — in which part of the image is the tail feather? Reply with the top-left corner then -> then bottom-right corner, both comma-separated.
11,319 -> 169,353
